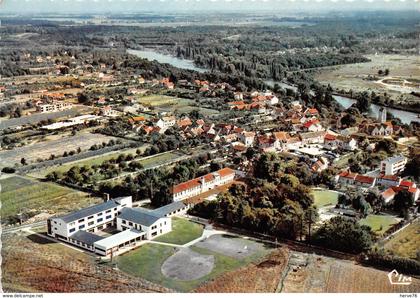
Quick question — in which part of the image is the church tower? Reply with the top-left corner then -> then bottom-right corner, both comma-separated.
378,107 -> 387,123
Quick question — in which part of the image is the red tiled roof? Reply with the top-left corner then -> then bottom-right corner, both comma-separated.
400,180 -> 414,188
382,188 -> 396,199
324,133 -> 337,141
273,132 -> 290,141
339,171 -> 357,179
355,175 -> 375,184
304,119 -> 320,128
173,168 -> 235,194
379,174 -> 400,181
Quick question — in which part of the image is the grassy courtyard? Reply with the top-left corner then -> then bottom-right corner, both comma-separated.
154,217 -> 204,245
0,175 -> 98,223
383,220 -> 419,259
311,189 -> 339,208
359,214 -> 400,236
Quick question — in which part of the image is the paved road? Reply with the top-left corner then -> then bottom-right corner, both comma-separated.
0,105 -> 90,130
2,220 -> 45,235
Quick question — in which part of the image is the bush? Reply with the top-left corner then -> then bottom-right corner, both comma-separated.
1,167 -> 16,173
363,252 -> 420,275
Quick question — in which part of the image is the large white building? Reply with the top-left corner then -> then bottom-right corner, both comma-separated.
172,168 -> 236,201
47,197 -> 188,257
36,101 -> 73,113
380,155 -> 407,175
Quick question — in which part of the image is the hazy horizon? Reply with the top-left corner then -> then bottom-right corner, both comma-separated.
1,0 -> 418,14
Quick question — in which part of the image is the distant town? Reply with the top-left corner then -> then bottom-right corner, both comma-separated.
0,9 -> 419,294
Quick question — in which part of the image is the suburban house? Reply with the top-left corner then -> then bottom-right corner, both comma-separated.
324,134 -> 358,151
359,122 -> 394,136
155,116 -> 176,129
172,168 -> 236,201
239,131 -> 256,147
299,131 -> 326,145
47,196 -> 173,257
380,155 -> 407,175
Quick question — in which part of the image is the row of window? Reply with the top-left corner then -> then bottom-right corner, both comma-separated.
69,216 -> 114,233
73,207 -> 119,224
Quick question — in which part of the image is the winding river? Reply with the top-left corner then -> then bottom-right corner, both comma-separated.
129,48 -> 418,125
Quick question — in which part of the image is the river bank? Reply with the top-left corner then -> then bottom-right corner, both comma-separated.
128,48 -> 419,125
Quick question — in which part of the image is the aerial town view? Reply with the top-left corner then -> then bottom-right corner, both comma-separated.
0,0 -> 419,295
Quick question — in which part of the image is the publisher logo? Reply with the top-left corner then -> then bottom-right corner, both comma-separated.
388,269 -> 412,285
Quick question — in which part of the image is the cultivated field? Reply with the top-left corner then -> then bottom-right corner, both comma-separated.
117,234 -> 274,292
383,219 -> 420,260
0,175 -> 99,224
281,251 -> 420,293
359,214 -> 400,236
0,132 -> 117,168
1,231 -> 169,293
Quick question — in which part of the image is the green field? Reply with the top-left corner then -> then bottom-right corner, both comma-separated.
154,217 -> 204,245
30,145 -> 149,178
137,95 -> 183,106
117,241 -> 270,292
0,175 -> 98,223
359,214 -> 400,235
312,189 -> 339,208
383,220 -> 420,259
137,94 -> 218,116
137,152 -> 181,169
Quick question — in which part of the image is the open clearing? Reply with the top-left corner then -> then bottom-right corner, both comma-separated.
154,217 -> 204,245
383,219 -> 420,259
117,235 -> 273,292
315,54 -> 420,100
0,175 -> 99,223
137,94 -> 219,116
0,132 -> 117,168
1,231 -> 167,293
359,214 -> 400,236
311,189 -> 339,208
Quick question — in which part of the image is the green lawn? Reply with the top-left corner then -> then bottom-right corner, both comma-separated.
0,175 -> 98,223
137,152 -> 181,169
154,217 -> 204,245
359,214 -> 400,235
137,95 -> 181,106
117,241 -> 271,292
30,146 -> 148,178
312,189 -> 339,208
383,220 -> 420,259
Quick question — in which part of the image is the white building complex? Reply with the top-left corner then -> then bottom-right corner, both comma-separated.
380,155 -> 407,175
172,167 -> 236,201
47,197 -> 188,257
36,101 -> 73,113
